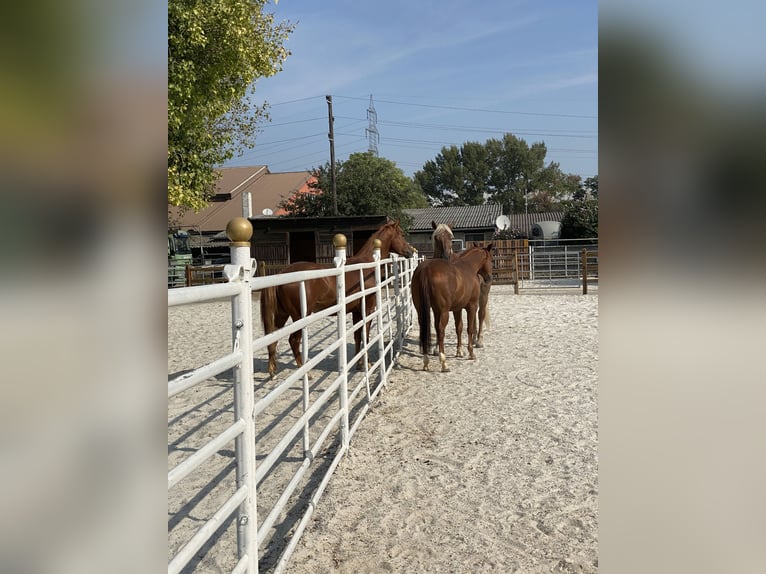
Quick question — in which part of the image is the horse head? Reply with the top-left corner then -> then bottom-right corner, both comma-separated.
381,220 -> 414,258
431,221 -> 454,260
479,243 -> 493,281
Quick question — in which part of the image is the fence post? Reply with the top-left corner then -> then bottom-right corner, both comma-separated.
299,279 -> 310,456
391,255 -> 403,357
226,217 -> 259,574
373,239 -> 387,389
333,234 -> 350,450
582,248 -> 589,295
512,251 -> 520,295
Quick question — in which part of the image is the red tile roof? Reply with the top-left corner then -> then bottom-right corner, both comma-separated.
168,166 -> 315,231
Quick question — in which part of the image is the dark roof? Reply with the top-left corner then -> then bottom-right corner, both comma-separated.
403,205 -> 502,232
247,215 -> 389,233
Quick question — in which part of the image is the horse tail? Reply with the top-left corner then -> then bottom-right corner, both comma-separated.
417,271 -> 432,356
260,285 -> 277,336
261,284 -> 281,377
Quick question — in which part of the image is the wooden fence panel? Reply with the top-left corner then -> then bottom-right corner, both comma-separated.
472,239 -> 529,284
186,265 -> 227,286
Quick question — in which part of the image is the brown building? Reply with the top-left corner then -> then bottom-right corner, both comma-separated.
168,166 -> 316,262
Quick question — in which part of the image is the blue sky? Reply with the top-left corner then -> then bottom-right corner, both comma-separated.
227,0 -> 598,179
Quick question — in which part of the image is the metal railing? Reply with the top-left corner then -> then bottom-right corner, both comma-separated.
168,218 -> 421,574
518,239 -> 598,289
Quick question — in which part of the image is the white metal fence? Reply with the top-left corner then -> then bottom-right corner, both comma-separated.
519,239 -> 598,289
168,220 -> 421,574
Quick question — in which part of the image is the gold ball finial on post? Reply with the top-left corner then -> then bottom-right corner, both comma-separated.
333,233 -> 347,249
373,239 -> 382,250
226,217 -> 253,246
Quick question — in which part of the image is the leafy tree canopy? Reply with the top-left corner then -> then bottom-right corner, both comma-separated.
168,0 -> 293,211
574,175 -> 598,200
414,133 -> 580,213
560,198 -> 599,239
280,153 -> 428,226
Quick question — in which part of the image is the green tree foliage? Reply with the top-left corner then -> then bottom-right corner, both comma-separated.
415,133 -> 577,213
574,175 -> 598,200
168,0 -> 293,211
560,198 -> 599,238
280,153 -> 427,224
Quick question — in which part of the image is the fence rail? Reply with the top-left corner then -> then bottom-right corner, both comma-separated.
168,218 -> 421,574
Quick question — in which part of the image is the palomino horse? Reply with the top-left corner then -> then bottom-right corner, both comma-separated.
411,244 -> 493,372
431,221 -> 492,350
260,220 -> 414,377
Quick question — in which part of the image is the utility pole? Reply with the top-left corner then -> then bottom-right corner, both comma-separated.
326,95 -> 338,216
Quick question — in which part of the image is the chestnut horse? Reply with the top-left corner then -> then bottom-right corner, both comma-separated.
431,222 -> 492,351
411,244 -> 493,372
260,220 -> 414,377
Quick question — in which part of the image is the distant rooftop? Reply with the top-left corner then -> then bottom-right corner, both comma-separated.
403,205 -> 502,232
404,205 -> 564,236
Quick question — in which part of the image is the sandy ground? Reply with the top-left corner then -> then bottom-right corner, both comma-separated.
168,284 -> 598,573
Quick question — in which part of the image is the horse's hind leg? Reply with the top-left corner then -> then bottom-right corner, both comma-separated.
438,311 -> 450,372
430,308 -> 439,356
474,280 -> 490,347
352,309 -> 370,371
453,310 -> 464,357
288,329 -> 303,370
466,303 -> 478,360
267,310 -> 290,378
474,307 -> 484,348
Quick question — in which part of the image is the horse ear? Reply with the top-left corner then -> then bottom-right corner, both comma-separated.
486,243 -> 494,252
431,221 -> 437,229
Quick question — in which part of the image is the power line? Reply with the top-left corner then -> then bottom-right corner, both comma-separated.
257,117 -> 325,128
334,115 -> 596,139
334,94 -> 597,120
268,95 -> 325,106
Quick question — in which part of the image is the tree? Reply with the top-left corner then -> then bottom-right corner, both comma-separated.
280,153 -> 428,224
559,198 -> 599,239
414,142 -> 488,206
168,0 -> 293,211
574,175 -> 598,200
414,133 -> 574,212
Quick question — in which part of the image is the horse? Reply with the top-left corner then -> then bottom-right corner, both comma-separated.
431,221 -> 492,351
260,220 -> 414,378
431,221 -> 454,260
411,244 -> 493,372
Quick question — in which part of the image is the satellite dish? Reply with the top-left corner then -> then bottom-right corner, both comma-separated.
262,208 -> 273,216
495,215 -> 511,230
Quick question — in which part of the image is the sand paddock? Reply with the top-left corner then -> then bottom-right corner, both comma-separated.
168,284 -> 598,573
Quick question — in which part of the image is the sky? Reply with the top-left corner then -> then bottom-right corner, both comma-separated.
226,0 -> 598,179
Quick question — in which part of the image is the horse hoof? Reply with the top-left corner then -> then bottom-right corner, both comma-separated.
441,366 -> 450,372
474,342 -> 483,348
